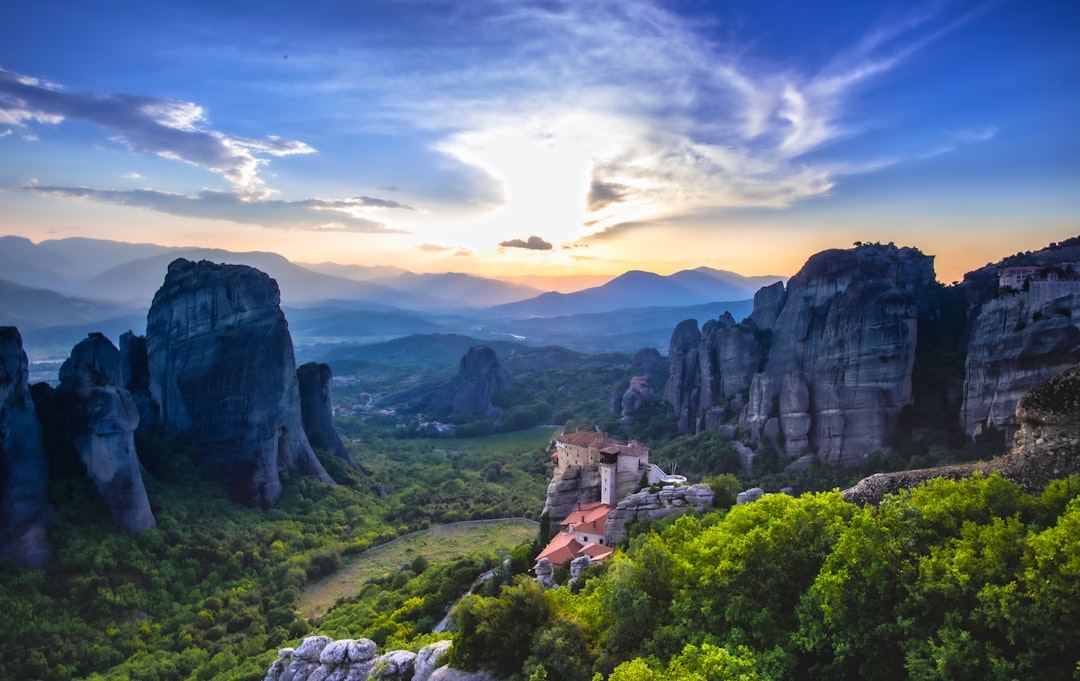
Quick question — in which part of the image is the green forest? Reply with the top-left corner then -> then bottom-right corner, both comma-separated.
1,347 -> 1074,681
450,474 -> 1080,681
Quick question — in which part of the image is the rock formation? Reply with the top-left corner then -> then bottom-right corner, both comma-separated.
266,636 -> 463,681
960,289 -> 1080,439
664,243 -> 935,467
57,333 -> 156,533
542,463 -> 603,522
297,362 -> 357,469
604,483 -> 714,545
375,344 -> 511,422
663,319 -> 702,433
844,362 -> 1080,504
0,326 -> 52,568
450,346 -> 510,420
146,259 -> 332,508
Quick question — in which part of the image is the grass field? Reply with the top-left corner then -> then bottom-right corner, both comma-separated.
429,424 -> 563,454
299,518 -> 540,620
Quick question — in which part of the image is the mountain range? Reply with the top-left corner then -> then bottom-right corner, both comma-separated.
0,235 -> 777,357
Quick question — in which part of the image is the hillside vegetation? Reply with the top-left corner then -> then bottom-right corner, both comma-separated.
450,473 -> 1080,681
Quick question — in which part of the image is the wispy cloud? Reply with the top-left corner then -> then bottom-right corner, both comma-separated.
326,0 -> 987,239
921,124 -> 999,159
19,183 -> 407,233
0,68 -> 313,194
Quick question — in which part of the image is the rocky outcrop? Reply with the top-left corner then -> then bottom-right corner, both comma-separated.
266,636 -> 461,681
450,346 -> 510,420
57,333 -> 156,533
542,464 -> 603,522
663,320 -> 702,433
604,483 -> 714,545
664,243 -> 934,466
0,326 -> 52,568
614,375 -> 654,422
749,245 -> 932,466
297,362 -> 356,469
375,345 -> 510,423
844,363 -> 1080,504
146,259 -> 332,509
960,289 -> 1080,439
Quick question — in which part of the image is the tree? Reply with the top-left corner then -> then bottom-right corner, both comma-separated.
448,578 -> 553,678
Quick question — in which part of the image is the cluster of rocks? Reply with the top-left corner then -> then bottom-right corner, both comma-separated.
1,258 -> 356,566
663,241 -> 1080,471
604,483 -> 714,544
266,637 -> 498,681
843,363 -> 1080,504
534,554 -> 594,590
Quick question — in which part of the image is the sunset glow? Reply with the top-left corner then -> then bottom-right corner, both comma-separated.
2,0 -> 1077,284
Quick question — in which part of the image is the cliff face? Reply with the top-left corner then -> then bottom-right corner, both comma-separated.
58,333 -> 156,532
844,362 -> 1080,504
542,464 -> 603,522
146,259 -> 331,508
960,288 -> 1080,439
0,326 -> 52,568
664,244 -> 934,467
297,362 -> 356,468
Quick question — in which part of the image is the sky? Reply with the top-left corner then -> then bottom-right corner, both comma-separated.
1,0 -> 1078,286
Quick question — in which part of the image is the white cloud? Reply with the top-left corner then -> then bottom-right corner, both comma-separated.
0,67 -> 314,193
20,184 -> 409,233
345,0 -> 974,242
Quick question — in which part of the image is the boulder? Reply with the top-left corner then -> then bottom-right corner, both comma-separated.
568,555 -> 592,585
414,641 -> 453,681
372,650 -> 416,679
736,487 -> 765,505
533,557 -> 555,589
146,259 -> 332,508
428,667 -> 504,681
0,326 -> 52,568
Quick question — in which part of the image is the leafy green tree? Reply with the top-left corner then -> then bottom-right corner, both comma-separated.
448,578 -> 553,678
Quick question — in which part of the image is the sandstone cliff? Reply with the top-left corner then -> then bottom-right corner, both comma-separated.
0,326 -> 52,568
58,333 -> 156,532
960,288 -> 1080,439
146,259 -> 332,508
542,463 -> 603,522
297,362 -> 357,469
664,243 -> 934,467
844,362 -> 1080,504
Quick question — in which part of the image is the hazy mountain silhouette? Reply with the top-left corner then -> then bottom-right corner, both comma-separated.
489,267 -> 781,317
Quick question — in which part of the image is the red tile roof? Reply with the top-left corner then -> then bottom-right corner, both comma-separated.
563,502 -> 612,536
536,532 -> 583,566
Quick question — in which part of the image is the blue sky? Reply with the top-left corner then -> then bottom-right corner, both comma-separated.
1,0 -> 1077,283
